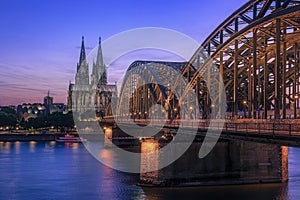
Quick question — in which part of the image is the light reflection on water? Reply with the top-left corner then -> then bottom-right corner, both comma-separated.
0,142 -> 299,200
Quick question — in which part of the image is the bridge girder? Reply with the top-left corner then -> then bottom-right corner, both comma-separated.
118,0 -> 300,121
184,0 -> 300,119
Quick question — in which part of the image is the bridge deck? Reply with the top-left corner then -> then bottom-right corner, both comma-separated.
101,119 -> 300,147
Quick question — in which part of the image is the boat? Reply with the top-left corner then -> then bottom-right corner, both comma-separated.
55,134 -> 86,143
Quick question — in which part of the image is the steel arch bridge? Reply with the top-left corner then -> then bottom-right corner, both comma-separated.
117,0 -> 300,121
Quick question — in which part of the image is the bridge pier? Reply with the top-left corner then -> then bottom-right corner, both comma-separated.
104,126 -> 113,148
140,139 -> 288,186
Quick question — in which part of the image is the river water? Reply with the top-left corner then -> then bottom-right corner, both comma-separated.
0,141 -> 299,200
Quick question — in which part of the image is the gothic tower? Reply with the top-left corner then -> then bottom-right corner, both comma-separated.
75,36 -> 89,85
68,36 -> 117,119
91,37 -> 107,86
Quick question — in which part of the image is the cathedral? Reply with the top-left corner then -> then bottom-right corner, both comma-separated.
67,36 -> 117,119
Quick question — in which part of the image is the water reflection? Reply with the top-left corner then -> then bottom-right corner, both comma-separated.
29,141 -> 36,152
4,141 -> 11,154
44,141 -> 56,153
0,142 -> 299,200
142,183 -> 288,200
14,141 -> 20,154
84,141 -> 141,172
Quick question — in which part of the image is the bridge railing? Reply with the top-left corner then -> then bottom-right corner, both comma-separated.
102,118 -> 300,137
210,121 -> 300,137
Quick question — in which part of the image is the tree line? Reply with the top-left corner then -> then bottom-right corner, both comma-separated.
0,107 -> 74,131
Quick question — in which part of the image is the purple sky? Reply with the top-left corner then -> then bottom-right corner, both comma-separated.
0,0 -> 247,106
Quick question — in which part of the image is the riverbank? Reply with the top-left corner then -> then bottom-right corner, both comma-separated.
0,133 -> 66,142
0,133 -> 106,142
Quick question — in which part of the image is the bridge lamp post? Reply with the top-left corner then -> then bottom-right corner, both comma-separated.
173,108 -> 178,120
208,103 -> 220,119
295,94 -> 299,119
295,94 -> 299,107
189,106 -> 193,119
243,100 -> 247,119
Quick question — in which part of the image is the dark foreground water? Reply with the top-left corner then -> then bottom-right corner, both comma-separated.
0,141 -> 299,200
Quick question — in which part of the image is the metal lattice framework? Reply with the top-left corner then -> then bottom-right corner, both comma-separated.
118,0 -> 300,120
117,61 -> 198,120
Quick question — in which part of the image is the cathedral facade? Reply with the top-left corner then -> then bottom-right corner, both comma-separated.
67,37 -> 117,119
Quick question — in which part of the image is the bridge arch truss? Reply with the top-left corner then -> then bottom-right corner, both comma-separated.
117,0 -> 300,121
187,0 -> 300,119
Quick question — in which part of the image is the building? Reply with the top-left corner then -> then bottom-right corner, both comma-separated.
16,92 -> 66,121
67,37 -> 117,119
44,91 -> 53,115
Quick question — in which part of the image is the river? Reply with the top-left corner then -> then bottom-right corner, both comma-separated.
0,141 -> 299,200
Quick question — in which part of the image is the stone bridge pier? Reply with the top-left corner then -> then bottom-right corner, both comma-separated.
140,139 -> 288,186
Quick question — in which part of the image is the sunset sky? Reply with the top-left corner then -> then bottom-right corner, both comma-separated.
0,0 -> 247,105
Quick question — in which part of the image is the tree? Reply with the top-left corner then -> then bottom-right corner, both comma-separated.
61,112 -> 75,129
1,107 -> 17,116
0,112 -> 17,128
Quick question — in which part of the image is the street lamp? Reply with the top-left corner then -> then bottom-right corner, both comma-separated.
295,94 -> 299,103
295,94 -> 299,119
242,100 -> 247,118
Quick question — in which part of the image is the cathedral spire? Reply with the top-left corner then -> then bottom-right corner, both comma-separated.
78,36 -> 86,71
96,36 -> 103,67
75,36 -> 89,85
92,36 -> 107,85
